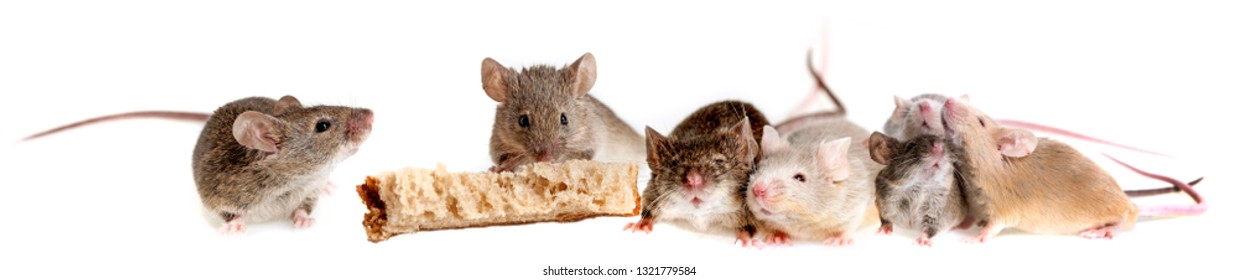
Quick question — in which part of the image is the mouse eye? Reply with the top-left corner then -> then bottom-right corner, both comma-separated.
314,120 -> 331,133
793,173 -> 806,182
670,159 -> 680,168
560,113 -> 568,126
518,114 -> 530,128
978,117 -> 987,128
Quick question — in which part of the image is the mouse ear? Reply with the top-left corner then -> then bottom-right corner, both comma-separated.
274,95 -> 303,115
481,58 -> 514,103
893,96 -> 911,114
729,117 -> 758,163
233,111 -> 284,153
568,53 -> 597,98
645,126 -> 669,166
998,128 -> 1037,158
817,137 -> 852,182
760,125 -> 787,155
868,132 -> 896,165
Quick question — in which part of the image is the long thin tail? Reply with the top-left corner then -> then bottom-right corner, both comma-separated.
999,119 -> 1171,157
1124,177 -> 1203,197
22,111 -> 210,141
774,49 -> 846,132
1103,154 -> 1207,217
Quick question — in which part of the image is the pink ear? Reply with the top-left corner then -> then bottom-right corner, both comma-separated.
998,128 -> 1037,157
760,125 -> 786,155
232,111 -> 281,153
817,137 -> 852,181
481,58 -> 512,103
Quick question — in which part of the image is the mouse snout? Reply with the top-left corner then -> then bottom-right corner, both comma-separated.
533,141 -> 561,162
932,141 -> 943,156
752,181 -> 770,199
347,109 -> 375,142
685,171 -> 705,192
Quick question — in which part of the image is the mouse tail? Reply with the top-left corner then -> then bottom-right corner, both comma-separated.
21,111 -> 210,141
775,47 -> 846,132
1103,154 -> 1208,217
1124,177 -> 1203,197
998,119 -> 1172,157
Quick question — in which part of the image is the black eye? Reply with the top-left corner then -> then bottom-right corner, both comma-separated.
714,158 -> 725,166
670,159 -> 680,168
793,173 -> 806,182
978,117 -> 987,128
315,120 -> 331,133
560,113 -> 568,125
518,114 -> 529,128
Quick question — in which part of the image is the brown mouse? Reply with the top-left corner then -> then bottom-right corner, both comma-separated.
746,120 -> 881,246
19,95 -> 373,233
941,97 -> 1203,242
194,95 -> 373,233
481,53 -> 644,172
868,132 -> 967,246
624,101 -> 769,246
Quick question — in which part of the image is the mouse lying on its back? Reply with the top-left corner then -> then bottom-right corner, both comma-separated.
481,53 -> 644,172
626,101 -> 768,245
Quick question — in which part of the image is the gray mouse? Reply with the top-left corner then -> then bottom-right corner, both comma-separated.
481,53 -> 644,172
625,101 -> 768,246
194,95 -> 372,233
868,132 -> 967,246
21,95 -> 374,233
746,120 -> 881,246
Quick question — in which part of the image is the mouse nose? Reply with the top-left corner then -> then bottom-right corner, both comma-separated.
685,171 -> 705,191
932,141 -> 943,155
752,182 -> 768,199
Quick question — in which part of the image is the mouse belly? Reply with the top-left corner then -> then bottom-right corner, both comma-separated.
880,186 -> 965,232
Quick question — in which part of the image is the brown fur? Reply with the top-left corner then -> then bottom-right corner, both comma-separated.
193,96 -> 373,224
943,99 -> 1137,238
484,53 -> 644,171
638,101 -> 769,237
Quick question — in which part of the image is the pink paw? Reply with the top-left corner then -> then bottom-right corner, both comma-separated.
292,209 -> 315,229
1080,225 -> 1118,240
764,231 -> 791,246
735,233 -> 761,248
824,236 -> 854,246
915,234 -> 934,247
963,234 -> 989,244
218,219 -> 247,234
876,225 -> 894,235
322,181 -> 337,195
623,219 -> 653,234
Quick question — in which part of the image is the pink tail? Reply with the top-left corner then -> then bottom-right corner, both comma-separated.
22,111 -> 210,141
1104,154 -> 1207,217
999,119 -> 1171,157
1139,204 -> 1208,216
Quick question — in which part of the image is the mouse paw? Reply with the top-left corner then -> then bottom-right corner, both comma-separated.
764,231 -> 791,246
735,232 -> 761,248
1079,225 -> 1119,240
915,234 -> 934,247
824,233 -> 854,247
876,224 -> 894,235
322,181 -> 337,195
292,209 -> 315,229
218,219 -> 247,234
623,219 -> 653,234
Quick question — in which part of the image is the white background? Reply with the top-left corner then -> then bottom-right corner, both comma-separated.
1,1 -> 1232,279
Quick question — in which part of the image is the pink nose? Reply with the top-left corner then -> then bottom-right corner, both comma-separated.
686,172 -> 704,190
932,141 -> 943,155
537,152 -> 555,162
919,102 -> 932,113
752,183 -> 768,198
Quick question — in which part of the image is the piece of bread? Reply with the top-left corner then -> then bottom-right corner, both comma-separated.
356,160 -> 641,242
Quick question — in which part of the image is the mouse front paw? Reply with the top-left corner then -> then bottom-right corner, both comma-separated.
623,218 -> 653,234
764,231 -> 791,246
735,231 -> 760,248
915,233 -> 934,247
876,224 -> 894,235
824,232 -> 854,246
218,218 -> 247,234
292,209 -> 315,229
322,181 -> 337,195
